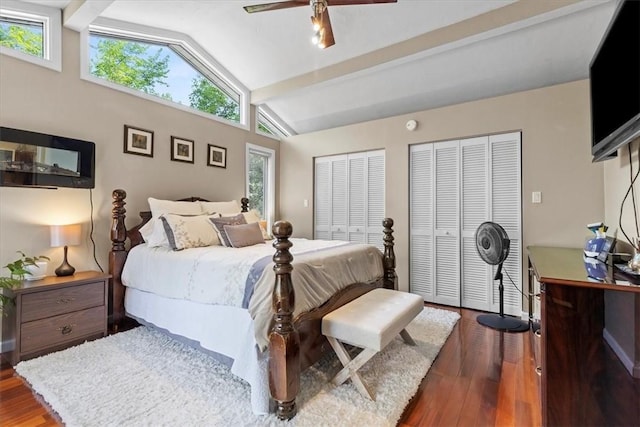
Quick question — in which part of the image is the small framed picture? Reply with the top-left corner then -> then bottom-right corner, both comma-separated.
171,136 -> 194,163
124,125 -> 154,157
207,144 -> 226,168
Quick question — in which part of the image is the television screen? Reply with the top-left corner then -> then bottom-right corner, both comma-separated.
590,0 -> 640,162
0,127 -> 95,188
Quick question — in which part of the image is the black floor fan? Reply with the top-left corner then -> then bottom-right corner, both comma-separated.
475,221 -> 529,333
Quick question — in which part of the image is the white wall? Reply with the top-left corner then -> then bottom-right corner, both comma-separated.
280,80 -> 604,295
0,29 -> 279,328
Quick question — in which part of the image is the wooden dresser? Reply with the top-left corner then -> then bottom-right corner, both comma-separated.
528,246 -> 640,426
1,271 -> 110,365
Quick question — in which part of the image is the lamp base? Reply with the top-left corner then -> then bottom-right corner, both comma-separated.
55,246 -> 75,277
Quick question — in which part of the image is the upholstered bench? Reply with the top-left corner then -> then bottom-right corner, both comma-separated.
321,288 -> 424,399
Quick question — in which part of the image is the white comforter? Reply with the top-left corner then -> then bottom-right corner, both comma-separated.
121,238 -> 384,349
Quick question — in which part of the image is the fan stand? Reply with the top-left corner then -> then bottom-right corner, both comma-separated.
477,262 -> 529,333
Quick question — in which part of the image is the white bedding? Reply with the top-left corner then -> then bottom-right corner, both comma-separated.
121,238 -> 384,350
121,237 -> 384,414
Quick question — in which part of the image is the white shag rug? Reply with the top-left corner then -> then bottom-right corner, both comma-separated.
16,307 -> 459,427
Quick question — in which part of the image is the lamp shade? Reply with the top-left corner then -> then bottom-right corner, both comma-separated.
50,224 -> 81,247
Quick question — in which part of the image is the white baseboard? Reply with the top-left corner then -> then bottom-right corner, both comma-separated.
603,327 -> 639,379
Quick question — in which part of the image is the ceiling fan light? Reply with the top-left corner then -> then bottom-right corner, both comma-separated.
311,34 -> 319,45
311,16 -> 320,31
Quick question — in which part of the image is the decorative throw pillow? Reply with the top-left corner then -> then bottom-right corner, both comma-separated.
142,198 -> 204,247
159,213 -> 221,251
242,210 -> 272,240
209,213 -> 247,247
200,200 -> 242,216
223,222 -> 266,248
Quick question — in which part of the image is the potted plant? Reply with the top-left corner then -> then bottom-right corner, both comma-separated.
0,251 -> 50,314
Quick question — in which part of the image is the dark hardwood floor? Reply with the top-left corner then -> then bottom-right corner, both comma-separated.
4,304 -> 634,426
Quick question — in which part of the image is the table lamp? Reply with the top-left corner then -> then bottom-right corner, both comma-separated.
50,224 -> 81,276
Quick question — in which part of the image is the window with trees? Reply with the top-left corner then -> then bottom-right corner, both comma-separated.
246,144 -> 275,227
0,2 -> 61,71
85,26 -> 246,125
257,106 -> 292,139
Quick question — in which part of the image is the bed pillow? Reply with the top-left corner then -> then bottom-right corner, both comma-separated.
223,222 -> 266,248
209,213 -> 247,247
148,197 -> 203,217
142,198 -> 204,247
242,210 -> 271,240
159,213 -> 221,250
200,200 -> 242,216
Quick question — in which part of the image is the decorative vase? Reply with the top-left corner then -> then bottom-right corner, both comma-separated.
25,261 -> 48,281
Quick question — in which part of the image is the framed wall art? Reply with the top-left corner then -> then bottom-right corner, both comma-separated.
124,125 -> 154,157
207,144 -> 226,168
171,136 -> 194,163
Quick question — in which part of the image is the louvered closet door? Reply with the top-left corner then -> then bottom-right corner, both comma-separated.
410,144 -> 434,301
331,157 -> 348,241
314,150 -> 385,246
490,132 -> 522,316
348,153 -> 366,243
460,137 -> 492,311
366,150 -> 385,251
314,157 -> 331,240
433,141 -> 460,306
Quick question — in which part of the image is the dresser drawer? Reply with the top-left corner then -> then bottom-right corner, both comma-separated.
21,281 -> 105,322
20,305 -> 106,354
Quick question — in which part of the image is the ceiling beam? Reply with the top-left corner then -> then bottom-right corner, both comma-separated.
63,0 -> 115,31
250,0 -> 586,104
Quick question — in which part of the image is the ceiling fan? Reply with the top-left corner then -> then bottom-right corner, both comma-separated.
243,0 -> 398,49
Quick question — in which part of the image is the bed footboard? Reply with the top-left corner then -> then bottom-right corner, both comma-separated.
268,217 -> 397,420
269,221 -> 299,420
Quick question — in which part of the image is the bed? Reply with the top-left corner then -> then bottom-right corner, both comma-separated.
108,189 -> 397,420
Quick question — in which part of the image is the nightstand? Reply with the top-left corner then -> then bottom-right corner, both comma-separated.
1,271 -> 110,365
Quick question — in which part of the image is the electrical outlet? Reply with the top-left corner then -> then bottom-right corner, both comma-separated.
303,199 -> 309,208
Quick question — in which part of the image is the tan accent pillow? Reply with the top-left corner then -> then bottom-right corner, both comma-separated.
242,210 -> 271,240
223,222 -> 266,248
209,214 -> 247,247
159,213 -> 221,251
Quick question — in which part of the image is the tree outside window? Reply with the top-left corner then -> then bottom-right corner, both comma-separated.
0,18 -> 43,58
89,34 -> 239,122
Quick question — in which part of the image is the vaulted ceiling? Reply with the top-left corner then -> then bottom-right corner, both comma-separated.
25,0 -> 619,135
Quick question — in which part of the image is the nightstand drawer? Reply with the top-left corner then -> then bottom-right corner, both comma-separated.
20,305 -> 106,354
21,281 -> 105,322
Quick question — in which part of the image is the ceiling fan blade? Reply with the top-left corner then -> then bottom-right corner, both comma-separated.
243,1 -> 308,14
318,8 -> 335,49
326,0 -> 397,6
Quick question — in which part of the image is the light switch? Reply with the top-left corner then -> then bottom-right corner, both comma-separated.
532,191 -> 542,204
303,199 -> 309,208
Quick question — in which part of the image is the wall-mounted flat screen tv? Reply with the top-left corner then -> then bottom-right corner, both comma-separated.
589,0 -> 640,162
0,127 -> 95,189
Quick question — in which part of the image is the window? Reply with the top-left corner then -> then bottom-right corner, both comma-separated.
246,144 -> 276,228
82,22 -> 249,126
0,2 -> 61,71
257,106 -> 294,139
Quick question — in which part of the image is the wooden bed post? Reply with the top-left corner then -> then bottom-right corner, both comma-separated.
382,218 -> 397,290
109,189 -> 127,330
241,197 -> 249,213
269,220 -> 300,420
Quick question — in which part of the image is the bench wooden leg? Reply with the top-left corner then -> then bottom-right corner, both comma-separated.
400,328 -> 416,345
326,336 -> 377,400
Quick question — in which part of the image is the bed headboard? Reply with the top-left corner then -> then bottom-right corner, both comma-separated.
114,191 -> 250,248
108,189 -> 249,327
